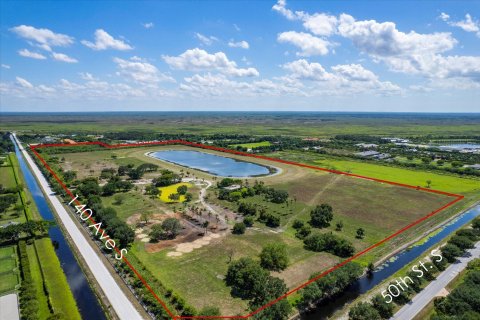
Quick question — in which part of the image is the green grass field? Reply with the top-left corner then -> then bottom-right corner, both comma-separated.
0,246 -> 19,294
266,151 -> 480,194
229,141 -> 272,148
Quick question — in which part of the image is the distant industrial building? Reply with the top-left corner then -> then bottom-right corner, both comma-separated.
355,150 -> 380,157
464,164 -> 480,170
356,143 -> 378,149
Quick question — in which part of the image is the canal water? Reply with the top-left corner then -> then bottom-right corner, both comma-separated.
303,204 -> 480,319
12,137 -> 106,320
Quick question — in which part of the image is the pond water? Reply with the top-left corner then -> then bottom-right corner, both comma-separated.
150,150 -> 273,177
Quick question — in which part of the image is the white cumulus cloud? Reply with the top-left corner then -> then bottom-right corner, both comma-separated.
16,76 -> 33,88
277,31 -> 332,56
228,40 -> 249,49
10,25 -> 74,51
18,49 -> 47,60
162,48 -> 259,77
195,33 -> 218,46
81,29 -> 133,51
114,56 -> 175,84
440,13 -> 480,36
51,52 -> 78,63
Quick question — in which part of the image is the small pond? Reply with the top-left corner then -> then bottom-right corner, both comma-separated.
149,150 -> 273,177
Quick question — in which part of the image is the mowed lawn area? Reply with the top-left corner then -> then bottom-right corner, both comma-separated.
0,245 -> 20,294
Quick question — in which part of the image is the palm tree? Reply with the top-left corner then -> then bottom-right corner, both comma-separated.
202,221 -> 209,235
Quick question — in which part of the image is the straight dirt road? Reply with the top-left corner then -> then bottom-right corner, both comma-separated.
13,134 -> 143,320
391,241 -> 480,320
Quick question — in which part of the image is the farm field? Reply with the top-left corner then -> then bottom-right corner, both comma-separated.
0,245 -> 19,294
45,143 -> 463,315
229,141 -> 272,149
265,151 -> 480,195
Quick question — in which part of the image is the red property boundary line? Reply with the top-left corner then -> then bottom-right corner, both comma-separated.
29,140 -> 464,319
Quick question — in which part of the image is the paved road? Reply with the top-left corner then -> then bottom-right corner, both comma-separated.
13,134 -> 143,320
391,241 -> 480,320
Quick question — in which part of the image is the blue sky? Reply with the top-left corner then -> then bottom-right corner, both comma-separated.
1,0 -> 479,112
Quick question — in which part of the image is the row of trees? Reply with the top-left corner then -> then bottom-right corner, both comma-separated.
299,262 -> 363,310
18,240 -> 40,320
0,220 -> 52,241
432,259 -> 480,319
80,185 -> 135,248
303,232 -> 355,257
441,220 -> 480,263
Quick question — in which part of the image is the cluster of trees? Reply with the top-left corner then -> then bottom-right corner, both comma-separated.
432,259 -> 480,319
101,176 -> 134,196
292,219 -> 312,239
441,221 -> 480,263
258,209 -> 281,228
260,243 -> 289,271
238,202 -> 257,216
0,193 -> 18,215
152,169 -> 182,187
303,232 -> 355,257
298,262 -> 363,310
149,218 -> 182,242
217,178 -> 242,188
235,202 -> 281,230
18,240 -> 40,320
226,255 -> 291,319
0,132 -> 14,154
0,220 -> 52,241
218,180 -> 289,204
310,204 -> 334,228
349,296 -> 394,320
118,163 -> 159,180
